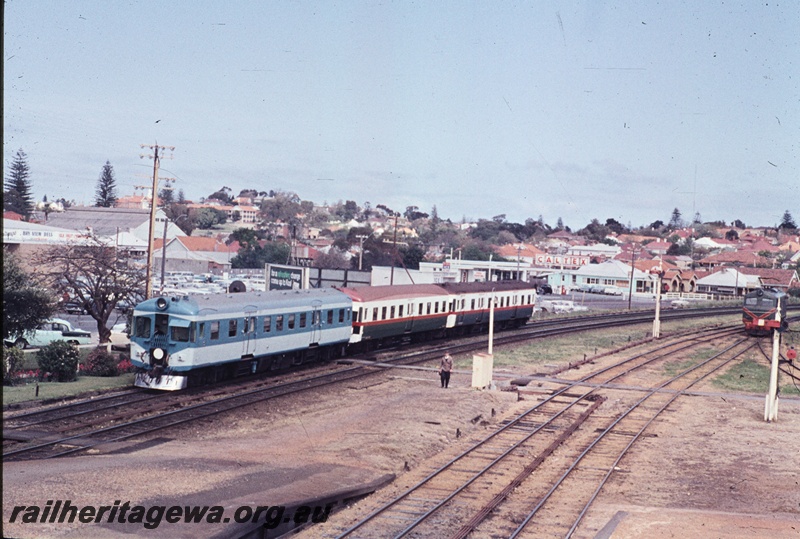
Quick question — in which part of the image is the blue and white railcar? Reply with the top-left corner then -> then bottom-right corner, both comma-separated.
130,289 -> 352,390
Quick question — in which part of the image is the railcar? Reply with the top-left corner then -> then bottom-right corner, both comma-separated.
341,281 -> 537,350
130,289 -> 352,390
743,287 -> 788,336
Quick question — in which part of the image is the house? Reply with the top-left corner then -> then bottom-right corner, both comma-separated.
695,267 -> 762,297
737,267 -> 799,291
697,250 -> 775,269
496,243 -> 545,265
549,259 -> 656,296
153,236 -> 240,275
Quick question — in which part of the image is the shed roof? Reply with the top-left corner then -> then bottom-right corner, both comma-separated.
44,206 -> 155,236
338,284 -> 447,302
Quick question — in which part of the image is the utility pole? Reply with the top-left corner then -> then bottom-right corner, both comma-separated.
140,142 -> 175,299
627,248 -> 638,310
356,234 -> 369,271
390,212 -> 398,285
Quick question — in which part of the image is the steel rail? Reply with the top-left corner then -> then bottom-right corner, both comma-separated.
334,326 -> 743,538
508,338 -> 754,539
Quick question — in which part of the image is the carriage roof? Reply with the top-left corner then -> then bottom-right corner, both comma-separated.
133,288 -> 352,317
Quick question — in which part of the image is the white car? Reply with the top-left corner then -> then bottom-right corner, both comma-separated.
109,323 -> 131,351
4,318 -> 92,349
670,299 -> 691,309
539,300 -> 589,314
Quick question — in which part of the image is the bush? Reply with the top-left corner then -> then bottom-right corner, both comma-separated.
36,341 -> 80,382
3,347 -> 25,385
117,359 -> 135,374
83,347 -> 119,377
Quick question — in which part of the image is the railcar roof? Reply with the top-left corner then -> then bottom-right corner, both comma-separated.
338,284 -> 448,302
438,281 -> 537,294
134,288 -> 351,317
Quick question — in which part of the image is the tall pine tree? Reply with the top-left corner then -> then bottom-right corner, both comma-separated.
94,161 -> 118,207
4,149 -> 34,218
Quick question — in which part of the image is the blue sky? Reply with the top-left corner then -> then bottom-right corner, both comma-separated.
4,1 -> 798,229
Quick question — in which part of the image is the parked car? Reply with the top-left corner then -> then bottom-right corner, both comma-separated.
670,299 -> 691,309
603,287 -> 623,296
4,318 -> 92,349
109,322 -> 130,351
62,301 -> 88,315
537,284 -> 553,295
539,299 -> 589,314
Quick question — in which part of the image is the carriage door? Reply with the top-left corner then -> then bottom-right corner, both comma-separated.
310,300 -> 322,346
242,307 -> 257,357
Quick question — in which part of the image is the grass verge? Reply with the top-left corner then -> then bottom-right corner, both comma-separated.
3,374 -> 136,407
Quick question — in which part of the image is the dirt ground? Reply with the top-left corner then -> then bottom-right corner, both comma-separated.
4,333 -> 800,538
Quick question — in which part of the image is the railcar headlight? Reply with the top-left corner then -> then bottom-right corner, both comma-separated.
156,297 -> 168,310
152,348 -> 166,361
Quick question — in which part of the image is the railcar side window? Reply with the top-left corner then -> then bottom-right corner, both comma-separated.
382,306 -> 387,320
300,313 -> 307,328
288,314 -> 295,330
312,311 -> 320,325
276,315 -> 284,331
134,317 -> 151,338
340,309 -> 346,323
210,321 -> 220,340
247,316 -> 256,333
229,319 -> 237,337
390,306 -> 395,319
197,322 -> 205,342
171,325 -> 190,342
398,305 -> 404,317
263,316 -> 271,332
372,307 -> 378,321
427,302 -> 432,315
327,310 -> 334,324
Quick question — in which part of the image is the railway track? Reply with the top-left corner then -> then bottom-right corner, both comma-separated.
327,326 -> 753,538
0,307 -> 754,462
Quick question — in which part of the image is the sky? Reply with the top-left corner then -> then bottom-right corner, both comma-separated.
4,1 -> 799,230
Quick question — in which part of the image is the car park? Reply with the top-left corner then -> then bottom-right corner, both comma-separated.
4,318 -> 92,349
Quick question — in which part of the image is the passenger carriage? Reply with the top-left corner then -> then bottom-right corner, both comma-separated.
130,289 -> 352,390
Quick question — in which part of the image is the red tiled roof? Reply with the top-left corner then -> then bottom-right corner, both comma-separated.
177,236 -> 239,253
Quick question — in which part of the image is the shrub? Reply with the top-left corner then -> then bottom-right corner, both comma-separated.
36,341 -> 80,382
3,347 -> 25,385
117,359 -> 135,374
83,347 -> 119,377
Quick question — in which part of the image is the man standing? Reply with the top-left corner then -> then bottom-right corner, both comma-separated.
439,353 -> 453,388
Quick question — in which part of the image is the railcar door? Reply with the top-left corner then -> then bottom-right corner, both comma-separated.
309,301 -> 322,345
242,308 -> 257,357
404,302 -> 414,333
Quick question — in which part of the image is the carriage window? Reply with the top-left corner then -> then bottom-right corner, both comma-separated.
353,309 -> 360,323
196,322 -> 205,342
427,302 -> 432,315
471,299 -> 475,310
372,307 -> 378,321
134,316 -> 151,338
210,321 -> 220,340
381,306 -> 387,320
288,314 -> 295,330
243,316 -> 256,334
171,325 -> 190,342
399,305 -> 404,317
434,302 -> 439,314
328,310 -> 334,324
312,311 -> 320,325
263,316 -> 271,332
228,319 -> 238,337
300,313 -> 307,328
339,309 -> 345,323
390,306 -> 395,319
419,303 -> 423,315
275,315 -> 284,331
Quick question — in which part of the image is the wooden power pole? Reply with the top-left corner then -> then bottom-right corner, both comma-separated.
140,143 -> 175,299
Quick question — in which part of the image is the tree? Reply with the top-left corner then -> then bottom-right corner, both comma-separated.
733,219 -> 746,229
668,208 -> 683,230
207,186 -> 233,204
190,207 -> 227,229
779,210 -> 797,230
556,217 -> 564,230
94,161 -> 118,207
260,191 -> 301,222
176,189 -> 186,204
4,149 -> 34,218
3,251 -> 56,342
231,241 -> 291,269
34,242 -> 146,344
159,186 -> 174,207
314,247 -> 349,269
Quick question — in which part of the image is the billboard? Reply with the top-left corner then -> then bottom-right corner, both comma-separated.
534,255 -> 589,268
266,264 -> 308,290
